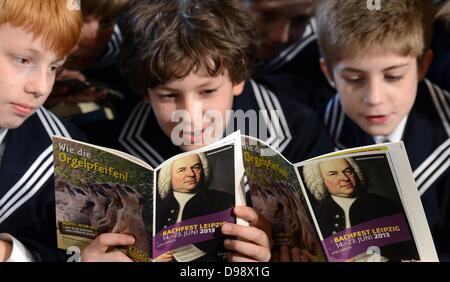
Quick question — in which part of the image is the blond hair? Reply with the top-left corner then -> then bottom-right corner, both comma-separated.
316,0 -> 435,69
0,0 -> 82,58
437,1 -> 450,23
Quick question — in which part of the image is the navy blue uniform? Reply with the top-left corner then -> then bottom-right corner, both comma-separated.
114,79 -> 334,168
0,108 -> 86,261
324,80 -> 450,261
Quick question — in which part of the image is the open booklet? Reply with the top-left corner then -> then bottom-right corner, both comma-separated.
53,132 -> 245,262
242,136 -> 438,262
52,132 -> 438,262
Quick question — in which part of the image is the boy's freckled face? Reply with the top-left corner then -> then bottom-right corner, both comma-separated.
331,53 -> 420,136
147,68 -> 244,151
0,24 -> 63,129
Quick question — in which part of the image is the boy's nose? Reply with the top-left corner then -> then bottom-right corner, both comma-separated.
181,97 -> 203,124
25,68 -> 51,98
364,79 -> 385,105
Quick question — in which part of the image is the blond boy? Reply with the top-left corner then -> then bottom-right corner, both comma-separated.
317,0 -> 450,260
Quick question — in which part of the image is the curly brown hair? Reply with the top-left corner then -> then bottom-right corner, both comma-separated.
120,0 -> 259,96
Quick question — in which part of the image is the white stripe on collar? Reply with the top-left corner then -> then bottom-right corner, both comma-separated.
413,81 -> 450,195
0,128 -> 7,145
0,145 -> 53,224
414,138 -> 450,195
36,107 -> 72,139
0,108 -> 71,223
249,80 -> 292,152
118,101 -> 165,167
426,79 -> 450,137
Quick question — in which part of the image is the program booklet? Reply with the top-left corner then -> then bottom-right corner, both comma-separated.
242,136 -> 438,262
52,132 -> 438,262
53,132 -> 245,262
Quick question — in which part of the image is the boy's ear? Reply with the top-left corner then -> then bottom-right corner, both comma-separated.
232,81 -> 245,97
143,90 -> 152,104
320,58 -> 336,88
418,49 -> 433,81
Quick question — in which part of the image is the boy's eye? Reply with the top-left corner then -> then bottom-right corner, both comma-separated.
158,93 -> 177,100
14,57 -> 30,65
343,76 -> 364,84
50,65 -> 61,73
385,75 -> 403,82
202,89 -> 217,95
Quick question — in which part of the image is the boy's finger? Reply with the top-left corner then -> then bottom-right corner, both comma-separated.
233,206 -> 271,234
222,223 -> 269,248
233,206 -> 258,223
84,233 -> 135,254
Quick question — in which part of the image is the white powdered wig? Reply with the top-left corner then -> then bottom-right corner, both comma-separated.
157,153 -> 211,199
302,157 -> 365,201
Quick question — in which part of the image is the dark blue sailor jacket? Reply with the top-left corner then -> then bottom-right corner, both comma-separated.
0,108 -> 85,261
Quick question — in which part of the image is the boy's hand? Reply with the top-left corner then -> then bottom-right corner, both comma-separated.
221,206 -> 271,262
0,239 -> 12,262
81,233 -> 135,262
153,251 -> 175,262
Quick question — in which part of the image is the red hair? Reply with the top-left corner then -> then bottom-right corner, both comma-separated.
0,0 -> 82,58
